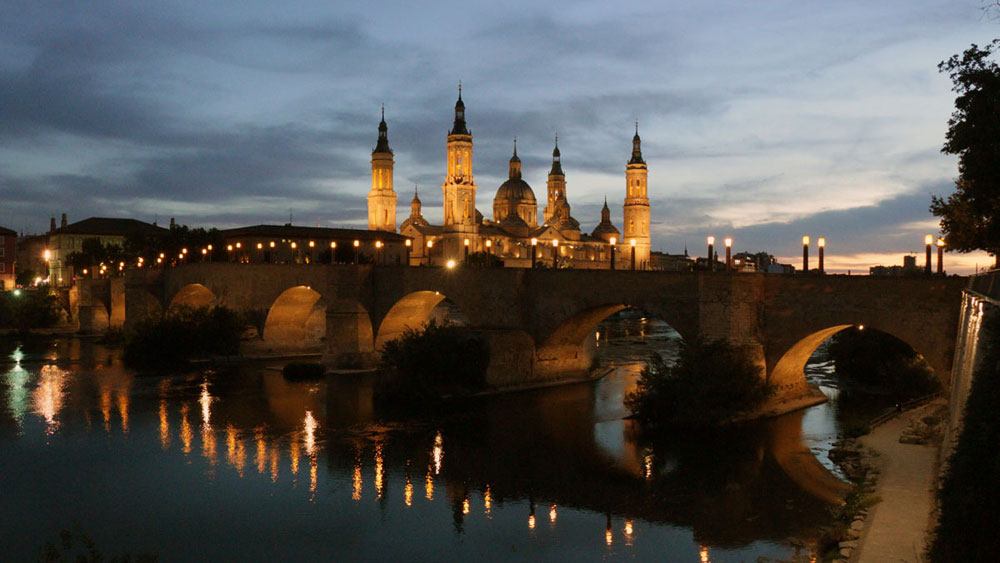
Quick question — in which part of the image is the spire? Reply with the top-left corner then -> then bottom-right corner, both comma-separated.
374,106 -> 392,154
508,139 -> 522,179
629,121 -> 644,165
550,134 -> 563,176
412,185 -> 421,205
602,197 -> 611,222
450,83 -> 470,135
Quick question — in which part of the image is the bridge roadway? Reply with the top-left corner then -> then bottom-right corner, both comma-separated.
105,264 -> 966,406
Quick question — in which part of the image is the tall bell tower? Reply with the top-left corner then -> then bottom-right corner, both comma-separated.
441,85 -> 478,236
368,107 -> 397,232
623,122 -> 651,268
544,136 -> 566,224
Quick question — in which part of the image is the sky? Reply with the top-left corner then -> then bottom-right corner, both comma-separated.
1,0 -> 998,273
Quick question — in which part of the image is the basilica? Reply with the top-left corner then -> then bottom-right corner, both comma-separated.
367,88 -> 652,269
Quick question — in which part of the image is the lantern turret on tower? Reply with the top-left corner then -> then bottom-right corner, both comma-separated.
368,106 -> 397,232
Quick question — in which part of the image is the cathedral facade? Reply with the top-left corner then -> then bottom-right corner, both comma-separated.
369,89 -> 652,269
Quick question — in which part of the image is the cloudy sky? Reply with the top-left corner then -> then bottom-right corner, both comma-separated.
1,0 -> 997,273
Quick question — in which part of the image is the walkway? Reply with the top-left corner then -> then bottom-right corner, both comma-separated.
853,403 -> 940,562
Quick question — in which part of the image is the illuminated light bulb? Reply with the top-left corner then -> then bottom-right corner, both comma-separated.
257,243 -> 263,249
802,236 -> 809,245
925,234 -> 933,245
630,239 -> 636,247
485,240 -> 491,248
464,239 -> 470,246
308,241 -> 315,248
353,240 -> 360,248
553,240 -> 560,247
404,239 -> 411,247
446,259 -> 456,269
610,237 -> 617,246
937,238 -> 945,247
207,244 -> 213,250
707,236 -> 715,245
531,238 -> 538,246
291,242 -> 297,249
227,245 -> 233,251
724,237 -> 732,248
269,241 -> 275,248
235,242 -> 241,249
818,238 -> 825,248
427,240 -> 433,248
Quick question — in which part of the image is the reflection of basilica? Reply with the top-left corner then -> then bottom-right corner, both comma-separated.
368,88 -> 653,269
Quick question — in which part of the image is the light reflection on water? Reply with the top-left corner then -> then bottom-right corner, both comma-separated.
0,320 -> 843,561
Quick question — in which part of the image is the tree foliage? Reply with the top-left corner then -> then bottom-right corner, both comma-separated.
931,40 -> 1000,260
625,339 -> 772,427
377,319 -> 489,401
123,305 -> 242,369
0,289 -> 61,331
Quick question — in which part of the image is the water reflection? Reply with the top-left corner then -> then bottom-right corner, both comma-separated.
32,365 -> 66,434
0,320 -> 837,561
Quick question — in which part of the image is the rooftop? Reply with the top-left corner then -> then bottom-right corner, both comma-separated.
221,224 -> 410,241
52,217 -> 169,237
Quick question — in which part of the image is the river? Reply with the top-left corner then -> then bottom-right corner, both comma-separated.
0,315 -> 848,561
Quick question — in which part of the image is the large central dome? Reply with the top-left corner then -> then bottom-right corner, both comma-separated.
496,177 -> 536,203
493,144 -> 538,229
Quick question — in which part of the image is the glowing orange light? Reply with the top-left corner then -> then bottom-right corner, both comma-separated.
427,240 -> 433,248
707,236 -> 715,245
549,504 -> 557,523
331,241 -> 337,249
529,514 -> 536,530
630,238 -> 636,247
201,248 -> 208,255
257,242 -> 263,249
353,240 -> 360,248
405,239 -> 411,247
937,238 -> 945,247
925,234 -> 934,245
269,241 -> 275,248
818,238 -> 826,248
207,244 -> 213,250
464,238 -> 470,246
182,248 -> 188,254
375,241 -> 383,249
531,238 -> 538,246
610,237 -> 617,246
553,240 -> 560,247
485,240 -> 491,248
235,242 -> 241,249
724,237 -> 732,248
802,236 -> 809,245
291,242 -> 297,249
446,259 -> 456,269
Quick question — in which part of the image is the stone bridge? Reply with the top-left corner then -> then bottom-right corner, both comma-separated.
119,264 -> 966,404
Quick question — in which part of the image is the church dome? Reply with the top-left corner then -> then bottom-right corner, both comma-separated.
495,177 -> 536,204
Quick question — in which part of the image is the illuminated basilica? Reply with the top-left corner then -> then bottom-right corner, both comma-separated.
367,88 -> 651,269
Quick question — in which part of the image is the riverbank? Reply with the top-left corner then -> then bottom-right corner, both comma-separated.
826,400 -> 946,562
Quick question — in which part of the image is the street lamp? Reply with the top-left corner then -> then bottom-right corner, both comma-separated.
630,238 -> 636,271
802,236 -> 810,273
426,240 -> 434,266
724,237 -> 733,272
937,238 -> 945,275
609,237 -> 617,270
818,238 -> 826,274
707,236 -> 715,271
531,238 -> 538,269
404,239 -> 412,265
924,234 -> 933,274
485,239 -> 492,264
375,240 -> 383,265
353,239 -> 360,264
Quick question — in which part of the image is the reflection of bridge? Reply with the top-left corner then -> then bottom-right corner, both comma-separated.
107,264 -> 965,403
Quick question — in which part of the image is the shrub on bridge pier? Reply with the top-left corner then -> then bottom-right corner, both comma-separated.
377,319 -> 489,403
625,339 -> 772,427
123,305 -> 241,369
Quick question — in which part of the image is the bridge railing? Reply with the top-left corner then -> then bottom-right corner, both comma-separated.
868,391 -> 943,430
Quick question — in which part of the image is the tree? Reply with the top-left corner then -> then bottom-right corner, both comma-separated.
931,40 -> 1000,266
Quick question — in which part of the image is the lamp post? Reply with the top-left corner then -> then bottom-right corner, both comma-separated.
818,238 -> 826,274
802,236 -> 810,273
609,237 -> 617,270
553,239 -> 560,268
375,240 -> 383,265
485,239 -> 492,265
426,240 -> 434,266
353,239 -> 360,265
937,238 -> 945,275
464,238 -> 470,262
724,238 -> 732,272
630,239 -> 636,271
404,239 -> 411,265
707,236 -> 715,272
531,238 -> 538,269
924,235 -> 933,274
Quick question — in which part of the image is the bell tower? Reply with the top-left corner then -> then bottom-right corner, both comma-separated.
544,136 -> 566,224
623,122 -> 651,268
441,85 -> 478,235
368,106 -> 397,232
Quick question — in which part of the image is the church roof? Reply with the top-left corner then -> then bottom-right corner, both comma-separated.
52,217 -> 169,237
222,224 -> 409,242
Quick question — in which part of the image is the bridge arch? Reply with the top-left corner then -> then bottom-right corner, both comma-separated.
769,323 -> 940,397
374,290 -> 468,351
263,286 -> 328,352
168,283 -> 217,312
536,304 -> 687,379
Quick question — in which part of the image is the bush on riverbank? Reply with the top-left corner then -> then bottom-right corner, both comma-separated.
828,327 -> 939,399
377,319 -> 489,402
929,324 -> 1000,561
625,339 -> 772,427
0,289 -> 61,332
123,305 -> 241,369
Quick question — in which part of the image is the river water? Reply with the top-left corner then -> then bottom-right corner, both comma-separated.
0,316 -> 847,561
